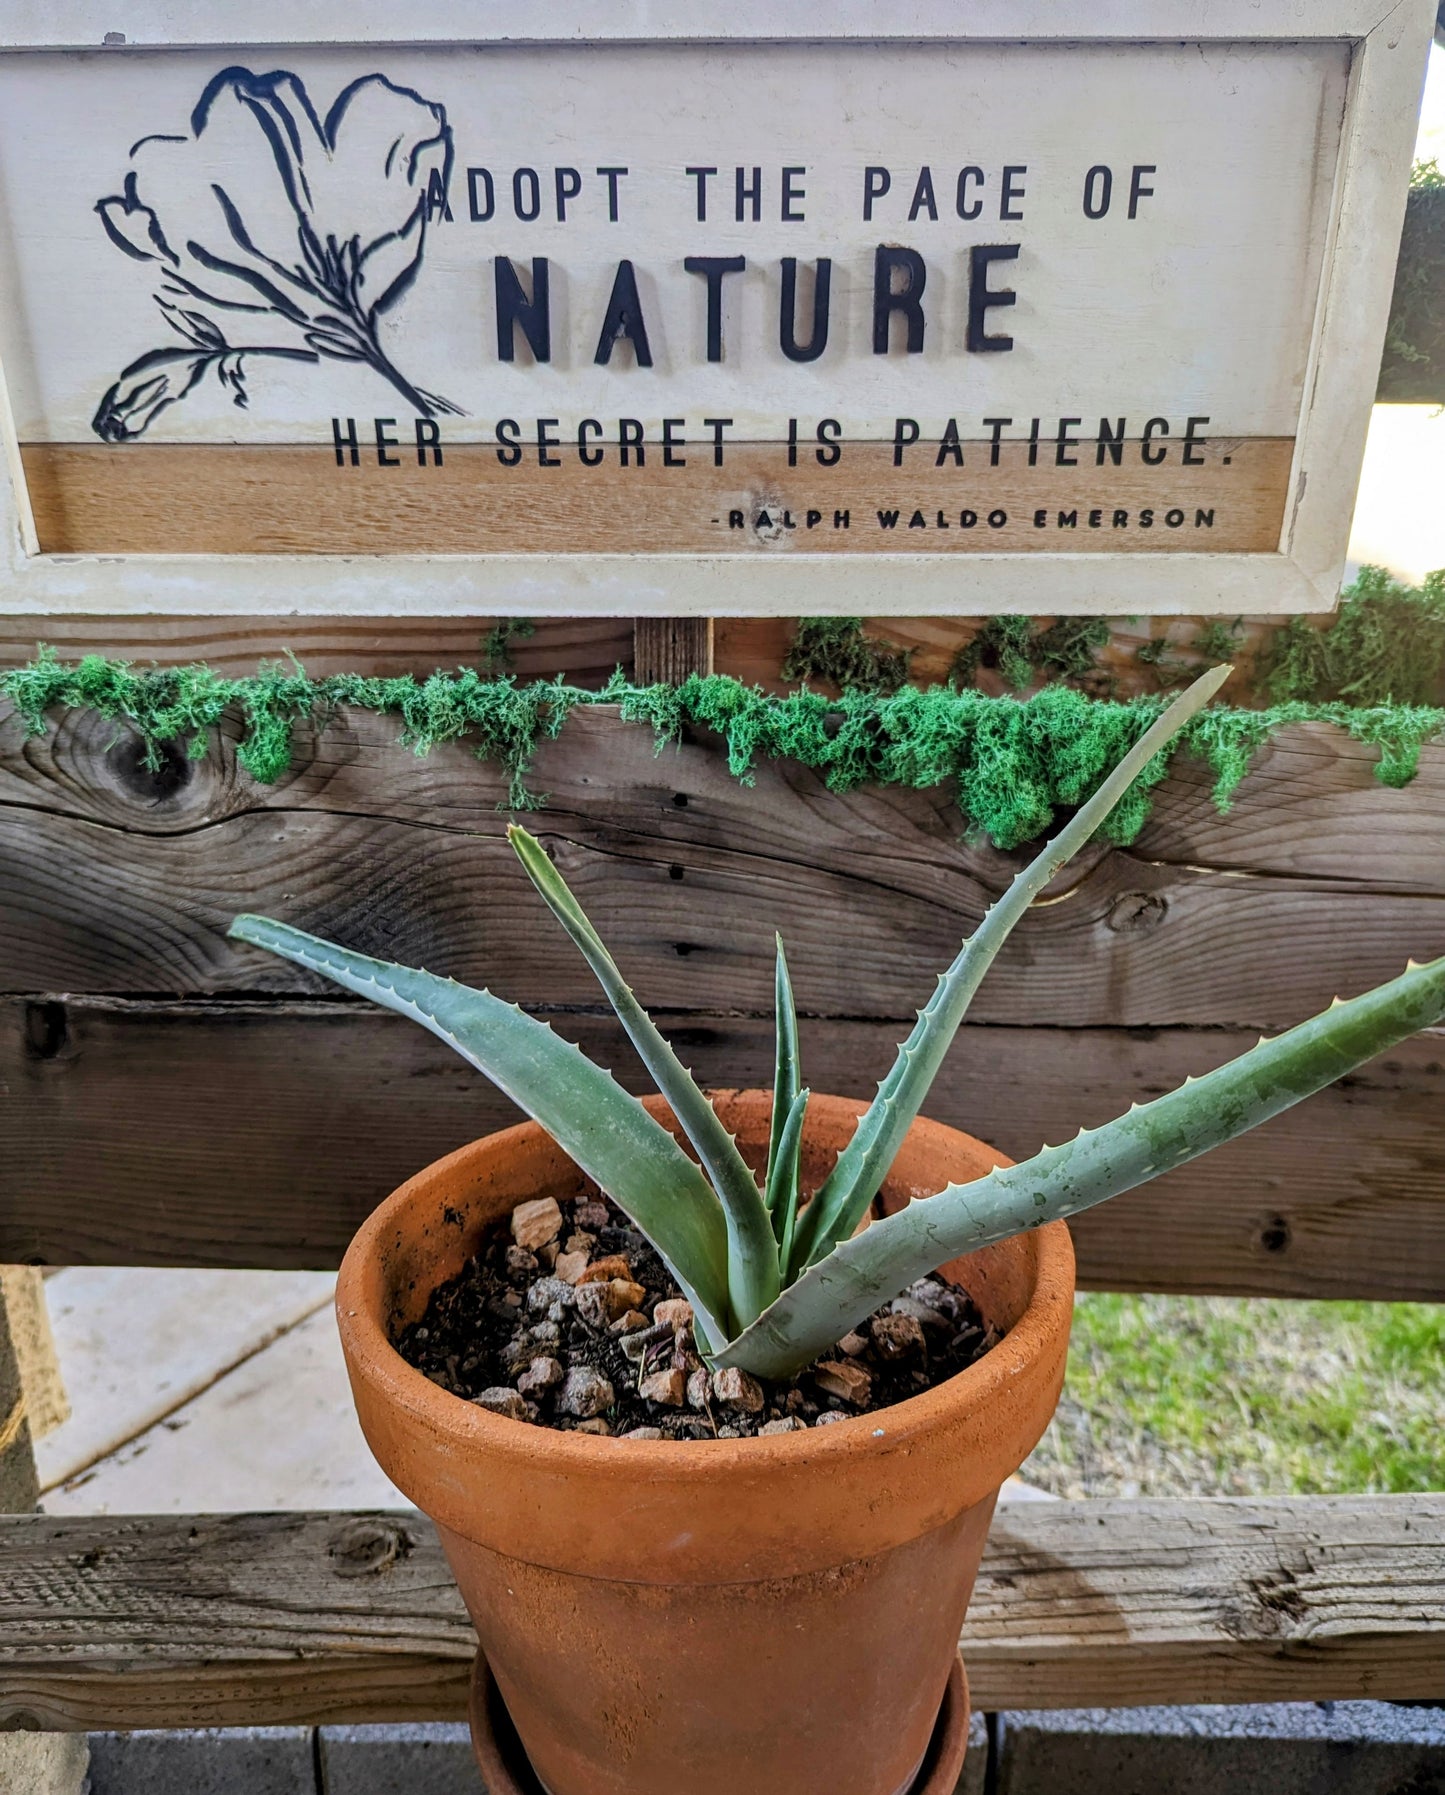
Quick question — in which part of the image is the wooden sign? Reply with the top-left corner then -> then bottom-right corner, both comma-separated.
0,3 -> 1431,617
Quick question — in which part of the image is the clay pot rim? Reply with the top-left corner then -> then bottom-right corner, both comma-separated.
337,1094 -> 1074,1486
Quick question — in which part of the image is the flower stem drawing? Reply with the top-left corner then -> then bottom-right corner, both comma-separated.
92,64 -> 460,441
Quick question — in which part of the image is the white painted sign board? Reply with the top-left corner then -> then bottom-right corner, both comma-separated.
0,3 -> 1432,617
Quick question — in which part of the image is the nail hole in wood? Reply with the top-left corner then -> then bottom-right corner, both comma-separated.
1259,1215 -> 1292,1254
24,1000 -> 68,1061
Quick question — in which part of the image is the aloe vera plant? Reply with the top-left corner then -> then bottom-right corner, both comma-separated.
230,666 -> 1445,1379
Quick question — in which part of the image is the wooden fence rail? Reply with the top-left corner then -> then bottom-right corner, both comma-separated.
3,1496 -> 1441,1731
3,702 -> 1444,1301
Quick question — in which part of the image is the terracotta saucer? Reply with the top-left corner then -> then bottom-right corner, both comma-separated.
468,1645 -> 971,1795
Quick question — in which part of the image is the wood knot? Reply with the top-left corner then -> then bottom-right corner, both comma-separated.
326,1517 -> 413,1578
1243,1562 -> 1310,1635
1105,891 -> 1168,934
745,493 -> 789,545
106,731 -> 194,804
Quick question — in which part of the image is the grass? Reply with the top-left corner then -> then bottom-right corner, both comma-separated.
1020,1292 -> 1445,1498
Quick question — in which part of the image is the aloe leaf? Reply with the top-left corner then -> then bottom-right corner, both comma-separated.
788,662 -> 1231,1275
718,952 -> 1445,1379
768,1086 -> 811,1274
765,934 -> 801,1224
228,913 -> 734,1351
507,826 -> 780,1328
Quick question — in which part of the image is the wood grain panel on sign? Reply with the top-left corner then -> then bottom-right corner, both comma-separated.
21,438 -> 1292,556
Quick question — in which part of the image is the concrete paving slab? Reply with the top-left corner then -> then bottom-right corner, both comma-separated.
35,1269 -> 335,1491
0,1734 -> 89,1795
996,1700 -> 1445,1794
998,1475 -> 1055,1503
43,1307 -> 405,1514
85,1728 -> 314,1795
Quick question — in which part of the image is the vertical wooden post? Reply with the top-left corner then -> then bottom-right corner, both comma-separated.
0,1272 -> 88,1792
0,1274 -> 38,1513
0,1268 -> 68,1442
633,617 -> 715,683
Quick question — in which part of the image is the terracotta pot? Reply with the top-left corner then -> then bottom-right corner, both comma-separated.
337,1090 -> 1074,1795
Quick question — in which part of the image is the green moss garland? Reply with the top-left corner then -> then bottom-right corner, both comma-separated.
780,616 -> 914,693
785,570 -> 1445,706
5,648 -> 1442,852
1259,567 -> 1445,707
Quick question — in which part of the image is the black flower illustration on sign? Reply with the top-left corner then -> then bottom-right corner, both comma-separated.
92,65 -> 460,441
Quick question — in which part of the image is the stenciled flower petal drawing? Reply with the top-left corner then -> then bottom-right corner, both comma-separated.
317,74 -> 453,321
93,347 -> 215,442
96,169 -> 182,267
92,64 -> 460,439
92,341 -> 321,443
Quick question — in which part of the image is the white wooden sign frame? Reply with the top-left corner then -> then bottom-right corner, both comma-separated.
0,0 -> 1431,619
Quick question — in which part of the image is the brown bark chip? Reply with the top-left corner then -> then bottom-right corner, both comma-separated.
813,1361 -> 873,1408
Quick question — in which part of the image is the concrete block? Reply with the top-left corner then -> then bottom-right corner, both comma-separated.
84,1727 -> 315,1795
318,1724 -> 482,1794
995,1700 -> 1445,1795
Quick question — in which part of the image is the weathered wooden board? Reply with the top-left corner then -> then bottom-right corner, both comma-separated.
970,1496 -> 1445,1709
4,1000 -> 1442,1300
0,1277 -> 37,1513
0,1277 -> 64,1795
0,610 -> 1395,702
0,1267 -> 66,1443
2,1497 -> 1439,1729
0,615 -> 634,684
0,1511 -> 471,1732
3,706 -> 1442,1293
3,706 -> 1443,1023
